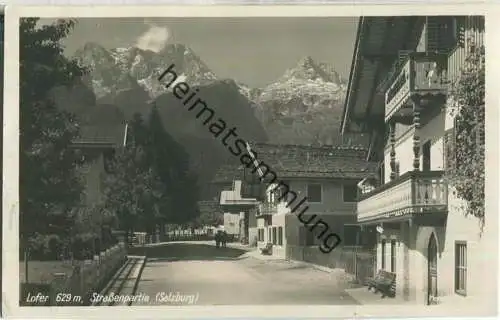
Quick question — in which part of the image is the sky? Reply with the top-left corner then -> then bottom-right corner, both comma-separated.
45,17 -> 359,88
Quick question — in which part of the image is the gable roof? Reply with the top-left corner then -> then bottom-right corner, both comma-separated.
212,164 -> 245,184
73,124 -> 126,147
197,200 -> 224,215
340,17 -> 419,135
72,125 -> 126,148
71,103 -> 127,147
249,143 -> 378,180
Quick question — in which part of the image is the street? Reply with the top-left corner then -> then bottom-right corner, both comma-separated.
128,242 -> 359,305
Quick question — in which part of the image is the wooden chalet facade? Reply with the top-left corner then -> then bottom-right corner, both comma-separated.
341,16 -> 490,307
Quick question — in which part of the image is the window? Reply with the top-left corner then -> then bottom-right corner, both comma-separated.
422,140 -> 431,172
307,184 -> 322,203
343,225 -> 360,246
381,239 -> 387,270
426,16 -> 458,52
390,240 -> 397,272
452,16 -> 466,48
272,227 -> 277,245
258,228 -> 264,242
278,227 -> 283,246
268,228 -> 271,243
305,227 -> 315,246
455,241 -> 467,295
379,162 -> 385,185
343,184 -> 358,202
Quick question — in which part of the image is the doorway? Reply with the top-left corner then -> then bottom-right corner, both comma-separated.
427,233 -> 438,304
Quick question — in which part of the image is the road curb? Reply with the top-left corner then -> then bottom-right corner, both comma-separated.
130,256 -> 147,298
91,257 -> 131,306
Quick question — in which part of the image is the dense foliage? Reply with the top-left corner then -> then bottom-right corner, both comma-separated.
146,106 -> 201,226
194,211 -> 224,228
20,18 -> 87,252
102,115 -> 163,240
447,44 -> 485,230
102,110 -> 201,240
20,18 -> 202,259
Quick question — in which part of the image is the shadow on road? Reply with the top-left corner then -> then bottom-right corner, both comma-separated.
128,243 -> 248,263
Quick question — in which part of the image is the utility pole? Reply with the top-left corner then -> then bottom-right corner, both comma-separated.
22,234 -> 29,283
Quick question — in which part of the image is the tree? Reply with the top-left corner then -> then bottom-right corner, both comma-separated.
102,115 -> 164,241
19,18 -> 87,245
446,44 -> 485,230
146,106 -> 201,225
194,210 -> 224,228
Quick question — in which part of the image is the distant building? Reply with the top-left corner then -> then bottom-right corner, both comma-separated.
224,213 -> 240,236
243,143 -> 378,259
219,180 -> 259,244
69,124 -> 127,243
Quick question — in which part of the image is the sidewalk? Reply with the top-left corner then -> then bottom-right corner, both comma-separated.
240,248 -> 356,281
242,248 -> 354,274
345,287 -> 414,306
239,249 -> 288,261
345,289 -> 494,317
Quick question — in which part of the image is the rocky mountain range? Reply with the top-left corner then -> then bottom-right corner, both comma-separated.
52,42 -> 367,192
71,42 -> 356,145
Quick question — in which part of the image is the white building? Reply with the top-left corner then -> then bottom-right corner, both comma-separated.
219,180 -> 259,244
223,213 -> 240,236
245,143 -> 377,260
341,16 -> 492,310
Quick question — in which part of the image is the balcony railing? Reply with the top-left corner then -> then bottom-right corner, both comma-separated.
257,202 -> 278,217
357,171 -> 448,223
385,52 -> 448,122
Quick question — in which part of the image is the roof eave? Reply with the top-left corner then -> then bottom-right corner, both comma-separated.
341,17 -> 364,136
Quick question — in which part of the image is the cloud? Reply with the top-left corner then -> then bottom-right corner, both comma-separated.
135,25 -> 171,53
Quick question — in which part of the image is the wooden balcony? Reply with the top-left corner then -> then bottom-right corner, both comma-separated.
257,202 -> 277,217
385,52 -> 448,123
357,171 -> 448,223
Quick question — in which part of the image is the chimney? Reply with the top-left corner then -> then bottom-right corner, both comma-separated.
234,180 -> 242,197
123,123 -> 129,147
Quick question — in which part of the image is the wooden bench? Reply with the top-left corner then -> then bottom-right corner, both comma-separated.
367,270 -> 396,298
260,243 -> 273,255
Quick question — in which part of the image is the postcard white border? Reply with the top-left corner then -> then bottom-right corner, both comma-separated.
3,4 -> 499,319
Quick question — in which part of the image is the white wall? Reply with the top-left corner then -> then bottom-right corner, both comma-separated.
256,212 -> 287,259
224,213 -> 240,235
376,106 -> 493,309
384,110 -> 446,181
271,213 -> 287,259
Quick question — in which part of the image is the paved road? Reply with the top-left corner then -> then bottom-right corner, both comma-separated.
129,242 -> 359,305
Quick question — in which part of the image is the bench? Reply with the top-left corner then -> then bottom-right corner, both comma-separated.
260,243 -> 273,255
367,270 -> 396,298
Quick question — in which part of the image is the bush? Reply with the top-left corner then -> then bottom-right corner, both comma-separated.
100,226 -> 118,251
446,44 -> 485,230
25,233 -> 65,261
71,232 -> 99,260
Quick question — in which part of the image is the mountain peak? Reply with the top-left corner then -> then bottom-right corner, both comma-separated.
73,42 -> 218,99
82,42 -> 106,51
296,55 -> 316,68
278,56 -> 340,84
